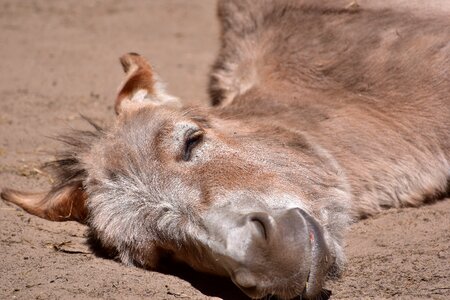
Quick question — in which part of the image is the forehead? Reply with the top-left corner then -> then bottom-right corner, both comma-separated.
117,106 -> 207,136
117,107 -> 178,138
92,108 -> 171,171
101,107 -> 205,165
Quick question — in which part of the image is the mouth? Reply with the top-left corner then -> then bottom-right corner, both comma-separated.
299,210 -> 333,299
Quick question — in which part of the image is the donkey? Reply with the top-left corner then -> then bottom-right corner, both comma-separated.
2,0 -> 449,299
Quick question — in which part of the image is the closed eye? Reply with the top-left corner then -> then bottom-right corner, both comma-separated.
183,130 -> 204,161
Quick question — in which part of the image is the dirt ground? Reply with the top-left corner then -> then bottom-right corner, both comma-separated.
0,1 -> 449,299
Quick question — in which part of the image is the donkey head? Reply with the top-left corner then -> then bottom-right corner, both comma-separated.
2,53 -> 349,299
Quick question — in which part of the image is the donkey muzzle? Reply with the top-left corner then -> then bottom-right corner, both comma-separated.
207,207 -> 331,299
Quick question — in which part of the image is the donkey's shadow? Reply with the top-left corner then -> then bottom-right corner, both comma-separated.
87,234 -> 248,300
158,257 -> 249,300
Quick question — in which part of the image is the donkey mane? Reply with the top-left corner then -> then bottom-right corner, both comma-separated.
45,118 -> 104,192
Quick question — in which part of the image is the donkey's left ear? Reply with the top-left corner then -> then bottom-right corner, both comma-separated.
1,182 -> 88,224
114,53 -> 181,114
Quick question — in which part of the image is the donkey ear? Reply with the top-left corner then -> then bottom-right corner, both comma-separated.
114,52 -> 181,114
1,182 -> 88,224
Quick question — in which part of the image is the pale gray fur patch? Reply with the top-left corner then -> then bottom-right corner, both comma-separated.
153,75 -> 181,107
87,168 -> 201,266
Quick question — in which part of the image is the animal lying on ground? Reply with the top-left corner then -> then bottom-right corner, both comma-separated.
2,0 -> 449,299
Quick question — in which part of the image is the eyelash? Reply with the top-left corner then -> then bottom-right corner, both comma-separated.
183,130 -> 203,161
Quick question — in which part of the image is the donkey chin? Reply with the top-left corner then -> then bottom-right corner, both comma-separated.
190,207 -> 333,299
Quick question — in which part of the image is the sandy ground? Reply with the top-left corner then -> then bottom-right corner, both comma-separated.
0,1 -> 449,299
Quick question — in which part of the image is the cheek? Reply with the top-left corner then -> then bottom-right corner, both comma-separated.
194,159 -> 276,197
88,223 -> 163,269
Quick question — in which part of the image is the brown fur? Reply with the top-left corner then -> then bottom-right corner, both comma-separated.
210,0 -> 450,217
2,1 -> 449,299
115,53 -> 156,114
1,184 -> 87,222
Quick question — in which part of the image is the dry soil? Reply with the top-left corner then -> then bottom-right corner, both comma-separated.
0,1 -> 449,299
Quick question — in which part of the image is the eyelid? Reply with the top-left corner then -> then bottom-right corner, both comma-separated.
183,129 -> 204,161
186,129 -> 204,140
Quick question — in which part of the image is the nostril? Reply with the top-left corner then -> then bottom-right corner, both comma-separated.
251,217 -> 268,240
246,212 -> 274,241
